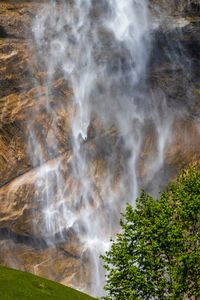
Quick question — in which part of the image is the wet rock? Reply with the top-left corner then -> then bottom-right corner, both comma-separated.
150,0 -> 200,17
0,239 -> 86,290
0,0 -> 200,295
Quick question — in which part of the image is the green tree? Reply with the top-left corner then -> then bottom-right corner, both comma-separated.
101,165 -> 200,299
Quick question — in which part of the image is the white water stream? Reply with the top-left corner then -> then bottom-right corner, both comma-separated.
30,0 -> 173,296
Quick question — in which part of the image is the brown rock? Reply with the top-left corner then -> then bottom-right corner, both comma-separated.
0,0 -> 200,295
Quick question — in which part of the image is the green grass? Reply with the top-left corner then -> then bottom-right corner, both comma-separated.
0,265 -> 96,300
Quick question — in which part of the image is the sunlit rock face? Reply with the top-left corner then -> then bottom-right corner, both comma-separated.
0,0 -> 200,297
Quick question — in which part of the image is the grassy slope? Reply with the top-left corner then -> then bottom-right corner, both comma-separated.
0,265 -> 96,300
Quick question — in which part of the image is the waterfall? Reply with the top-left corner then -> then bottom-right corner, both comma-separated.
30,0 -> 173,296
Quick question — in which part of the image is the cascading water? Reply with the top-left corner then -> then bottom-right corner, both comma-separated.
29,0 -> 173,296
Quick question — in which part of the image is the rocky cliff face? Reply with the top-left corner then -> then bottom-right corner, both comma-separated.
0,0 -> 200,294
0,0 -> 86,289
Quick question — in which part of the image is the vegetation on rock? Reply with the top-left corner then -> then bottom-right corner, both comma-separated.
101,165 -> 200,299
196,89 -> 200,95
0,265 -> 96,300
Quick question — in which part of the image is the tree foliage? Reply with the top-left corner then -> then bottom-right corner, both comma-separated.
101,165 -> 200,299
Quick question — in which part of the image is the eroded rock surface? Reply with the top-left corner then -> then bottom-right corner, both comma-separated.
0,0 -> 200,294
